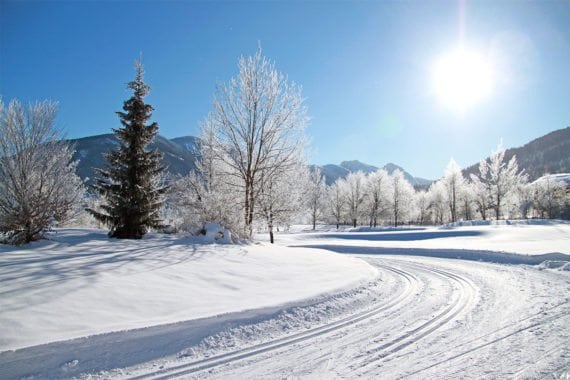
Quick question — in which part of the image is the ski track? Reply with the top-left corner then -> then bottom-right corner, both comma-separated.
125,263 -> 419,380
110,254 -> 570,380
3,228 -> 570,379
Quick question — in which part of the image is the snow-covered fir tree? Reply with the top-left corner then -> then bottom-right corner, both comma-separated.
88,60 -> 167,239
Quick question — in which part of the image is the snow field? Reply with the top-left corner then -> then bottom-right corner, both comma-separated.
0,228 -> 377,353
1,222 -> 569,379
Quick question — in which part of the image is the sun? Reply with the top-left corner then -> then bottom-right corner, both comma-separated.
433,48 -> 493,111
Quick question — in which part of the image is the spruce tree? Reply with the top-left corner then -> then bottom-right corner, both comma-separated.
88,60 -> 167,239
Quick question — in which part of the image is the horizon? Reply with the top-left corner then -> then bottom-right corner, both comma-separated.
2,1 -> 570,179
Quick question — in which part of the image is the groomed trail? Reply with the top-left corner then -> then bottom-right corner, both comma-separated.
104,225 -> 570,379
1,224 -> 569,379
121,256 -> 569,379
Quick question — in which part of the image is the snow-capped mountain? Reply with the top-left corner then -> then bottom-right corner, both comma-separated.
318,160 -> 432,187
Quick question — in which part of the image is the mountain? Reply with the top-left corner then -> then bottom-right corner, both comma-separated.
68,134 -> 199,184
318,160 -> 432,187
463,127 -> 570,181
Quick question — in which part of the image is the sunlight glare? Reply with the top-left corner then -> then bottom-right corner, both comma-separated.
433,48 -> 494,111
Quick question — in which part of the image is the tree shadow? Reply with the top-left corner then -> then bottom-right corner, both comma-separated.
295,244 -> 570,265
0,232 -> 234,311
319,229 -> 485,241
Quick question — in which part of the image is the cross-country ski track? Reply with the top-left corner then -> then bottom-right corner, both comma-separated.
120,254 -> 570,379
1,224 -> 569,379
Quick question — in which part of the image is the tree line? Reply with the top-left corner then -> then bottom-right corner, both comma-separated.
1,49 -> 568,245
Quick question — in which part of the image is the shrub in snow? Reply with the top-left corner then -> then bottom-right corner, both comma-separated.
197,222 -> 235,244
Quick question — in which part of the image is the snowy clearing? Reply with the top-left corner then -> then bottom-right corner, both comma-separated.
1,222 -> 569,379
0,228 -> 375,377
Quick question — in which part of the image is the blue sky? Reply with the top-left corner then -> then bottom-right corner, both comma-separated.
1,1 -> 569,180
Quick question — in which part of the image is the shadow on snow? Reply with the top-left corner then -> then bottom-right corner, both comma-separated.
319,229 -> 485,241
295,244 -> 570,265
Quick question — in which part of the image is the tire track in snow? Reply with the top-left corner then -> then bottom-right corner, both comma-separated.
128,264 -> 419,380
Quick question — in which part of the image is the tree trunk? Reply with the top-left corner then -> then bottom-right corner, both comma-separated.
244,185 -> 250,238
352,218 -> 357,228
312,210 -> 316,230
268,206 -> 274,244
496,193 -> 501,220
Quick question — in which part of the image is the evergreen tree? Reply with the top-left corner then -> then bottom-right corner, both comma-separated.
88,60 -> 166,238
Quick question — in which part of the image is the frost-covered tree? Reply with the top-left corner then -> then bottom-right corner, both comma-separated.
305,167 -> 326,230
442,159 -> 465,223
514,182 -> 533,219
344,171 -> 367,227
533,176 -> 567,219
469,176 -> 490,220
458,186 -> 474,221
365,168 -> 390,227
257,161 -> 307,243
88,60 -> 167,239
414,190 -> 430,225
471,144 -> 525,220
327,180 -> 346,229
428,180 -> 447,225
172,116 -> 241,233
0,99 -> 84,244
389,169 -> 415,227
207,48 -> 307,239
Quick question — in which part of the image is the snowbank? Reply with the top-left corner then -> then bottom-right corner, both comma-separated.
0,228 -> 377,352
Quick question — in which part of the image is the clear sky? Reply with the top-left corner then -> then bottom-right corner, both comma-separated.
1,1 -> 569,180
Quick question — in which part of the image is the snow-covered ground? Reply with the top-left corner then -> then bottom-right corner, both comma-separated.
0,228 -> 375,378
1,221 -> 569,379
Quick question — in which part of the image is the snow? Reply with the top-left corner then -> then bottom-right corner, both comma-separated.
1,221 -> 569,379
0,228 -> 376,352
297,219 -> 570,259
533,172 -> 570,186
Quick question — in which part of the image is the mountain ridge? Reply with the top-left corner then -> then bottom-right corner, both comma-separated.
463,126 -> 570,182
67,126 -> 569,187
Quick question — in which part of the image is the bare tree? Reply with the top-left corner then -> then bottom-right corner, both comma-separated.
0,99 -> 84,244
305,167 -> 326,230
257,160 -> 306,243
344,171 -> 367,227
442,158 -> 465,223
472,144 -> 525,220
365,168 -> 390,227
414,190 -> 430,225
209,48 -> 307,238
390,169 -> 414,227
428,180 -> 447,224
533,175 -> 566,219
327,180 -> 346,229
